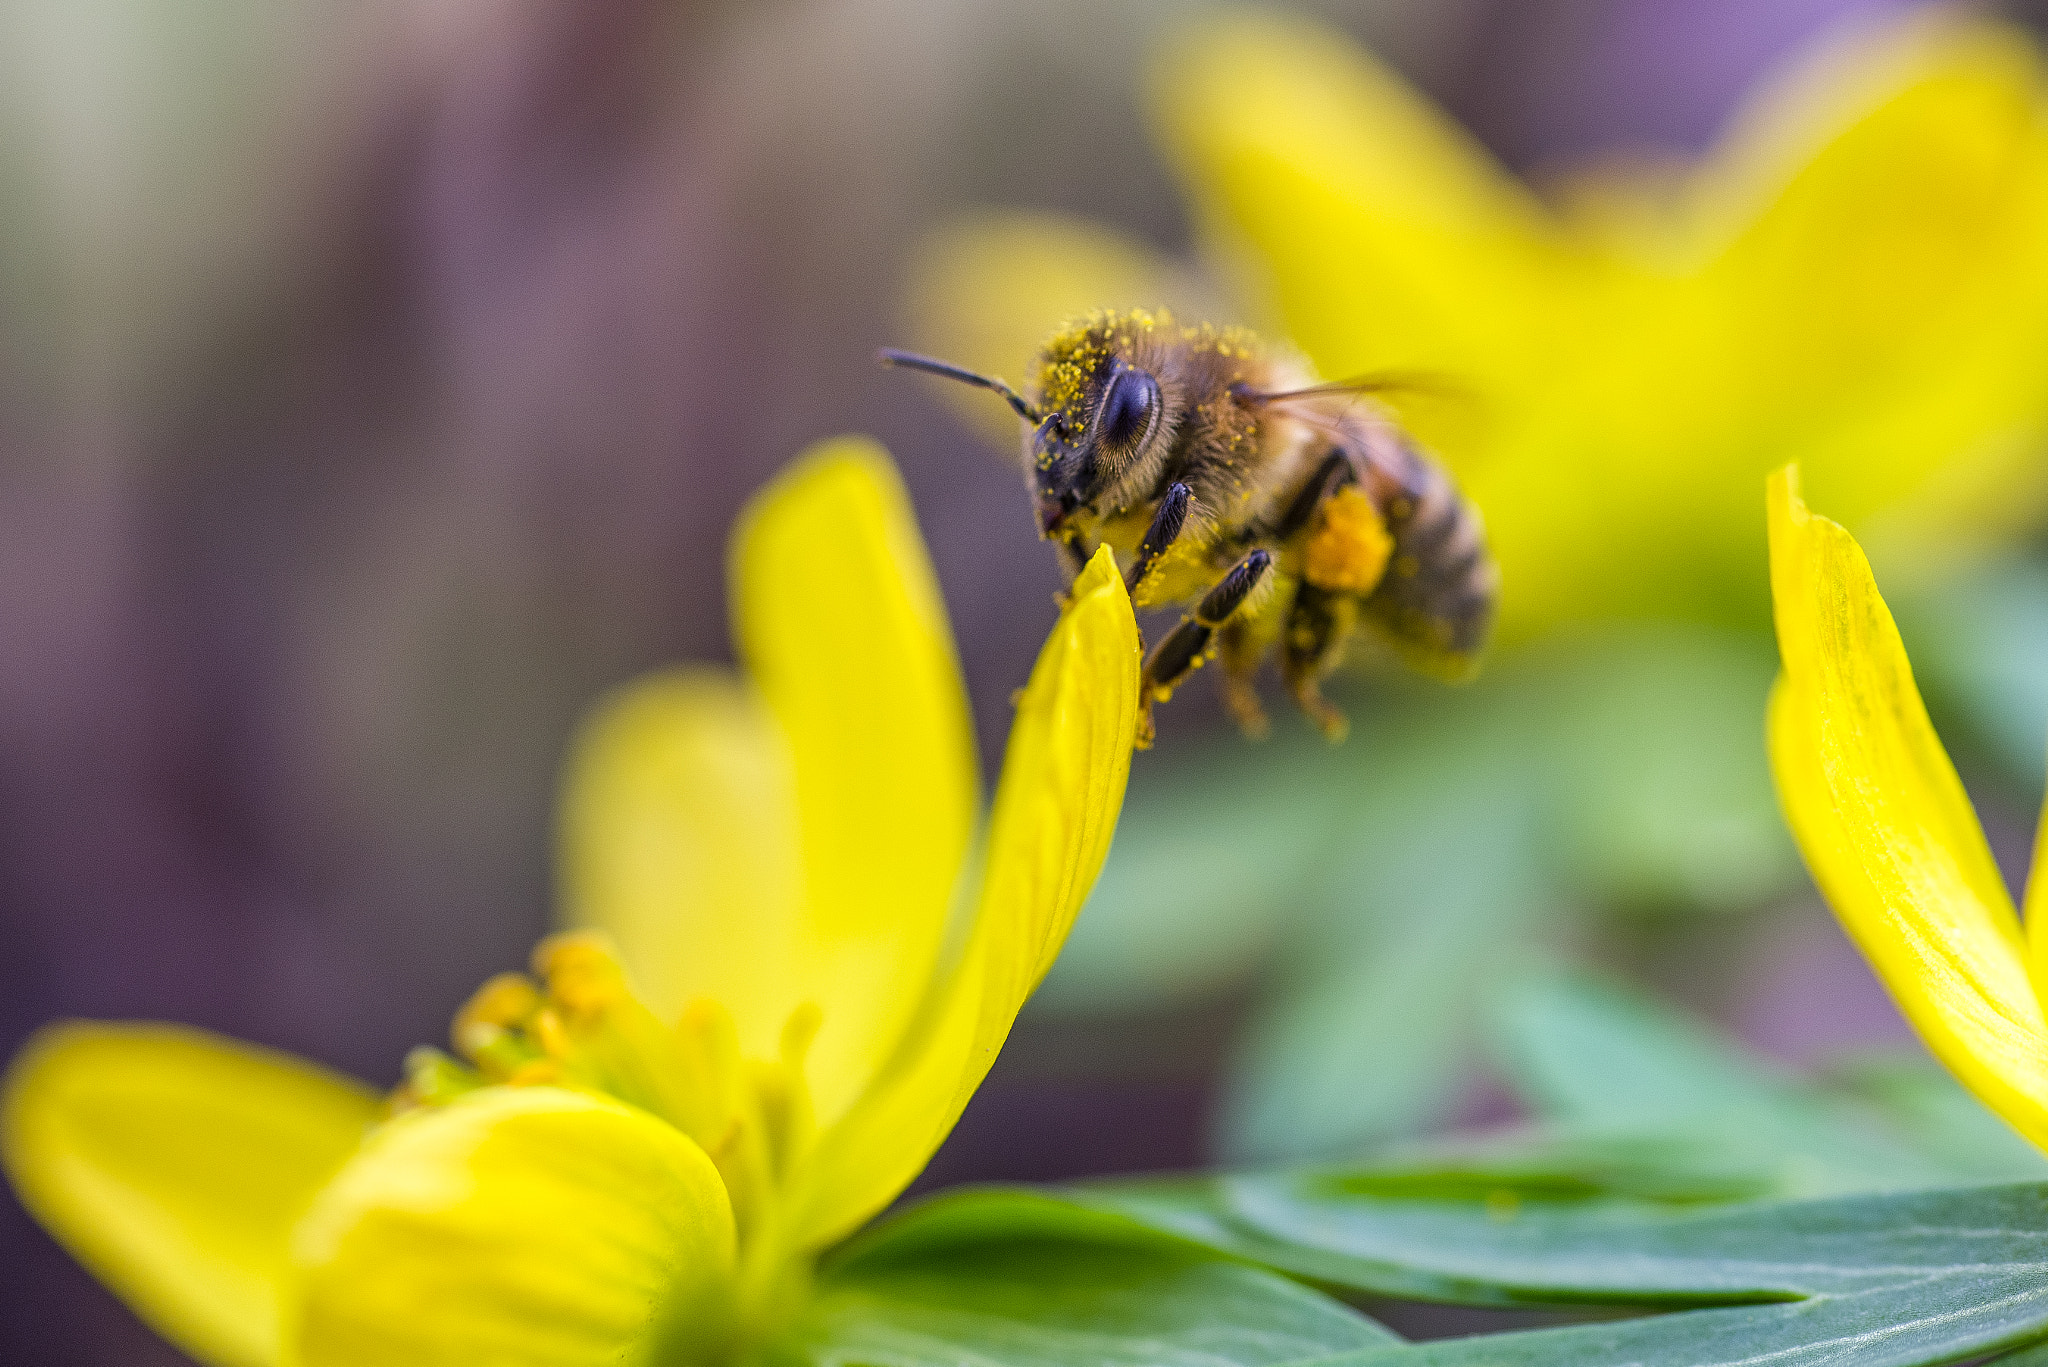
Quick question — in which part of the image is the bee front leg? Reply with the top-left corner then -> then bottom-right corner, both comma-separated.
1138,548 -> 1272,748
1124,482 -> 1191,600
1051,532 -> 1098,610
1057,535 -> 1092,581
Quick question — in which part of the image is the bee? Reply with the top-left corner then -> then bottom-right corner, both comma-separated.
880,309 -> 1495,746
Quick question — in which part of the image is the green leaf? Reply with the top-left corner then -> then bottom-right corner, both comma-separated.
847,1175 -> 2048,1367
1490,973 -> 1959,1195
1217,781 -> 1542,1161
1212,1174 -> 2037,1302
1033,732 -> 1350,1015
1311,1282 -> 2048,1367
1823,1054 -> 2048,1184
789,1189 -> 1398,1367
1527,630 -> 1793,916
1092,1175 -> 2048,1365
828,1187 -> 1194,1269
1109,1175 -> 2048,1364
1042,627 -> 1802,1164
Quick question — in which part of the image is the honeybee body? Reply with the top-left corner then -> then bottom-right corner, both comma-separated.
883,309 -> 1495,742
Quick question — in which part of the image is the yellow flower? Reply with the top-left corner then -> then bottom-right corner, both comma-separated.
909,10 -> 2048,640
1766,463 -> 2048,1151
1,437 -> 1141,1367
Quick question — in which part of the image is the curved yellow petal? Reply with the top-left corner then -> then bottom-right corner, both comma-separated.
787,547 -> 1140,1250
902,211 -> 1196,448
964,547 -> 1142,1031
731,438 -> 979,1127
1,1022 -> 377,1367
289,1087 -> 735,1367
1712,19 -> 2048,544
1766,466 -> 2048,1145
557,667 -> 803,1040
1152,9 -> 1563,423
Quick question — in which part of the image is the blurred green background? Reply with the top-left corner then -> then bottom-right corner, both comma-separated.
9,2 -> 2048,1363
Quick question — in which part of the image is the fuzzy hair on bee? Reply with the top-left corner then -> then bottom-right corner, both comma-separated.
880,308 -> 1496,746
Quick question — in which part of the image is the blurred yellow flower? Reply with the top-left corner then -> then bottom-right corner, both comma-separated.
909,11 -> 2048,640
1,438 -> 1141,1367
1767,464 -> 2048,1151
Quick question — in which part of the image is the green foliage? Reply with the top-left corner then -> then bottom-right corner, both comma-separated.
1491,972 -> 2047,1188
1222,781 -> 1541,1159
1137,1177 -> 2048,1364
1824,1053 -> 2048,1183
1039,625 -> 1798,1161
794,974 -> 2047,1367
799,1168 -> 2048,1367
789,1190 -> 1397,1367
784,980 -> 2047,1366
1490,973 -> 1987,1196
782,610 -> 2048,1367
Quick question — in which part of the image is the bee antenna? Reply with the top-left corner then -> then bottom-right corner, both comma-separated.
877,348 -> 1043,425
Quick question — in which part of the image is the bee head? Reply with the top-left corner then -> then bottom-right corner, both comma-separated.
874,308 -> 1179,542
1028,359 -> 1165,537
1028,312 -> 1175,539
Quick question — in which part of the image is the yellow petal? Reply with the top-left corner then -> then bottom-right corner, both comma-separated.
1766,465 -> 2048,1145
1153,10 -> 2048,642
902,211 -> 1202,447
1,1022 -> 377,1367
1152,9 -> 1564,430
787,546 -> 1139,1250
731,438 -> 979,1126
1711,18 -> 2048,545
964,546 -> 1142,1030
289,1087 -> 735,1367
558,667 -> 803,1039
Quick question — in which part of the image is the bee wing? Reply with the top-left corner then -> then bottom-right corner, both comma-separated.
1250,371 -> 1485,471
1248,384 -> 1413,460
1241,369 -> 1468,406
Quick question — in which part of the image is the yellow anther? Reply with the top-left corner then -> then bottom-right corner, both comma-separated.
507,1058 -> 563,1087
532,930 -> 629,1018
451,972 -> 539,1059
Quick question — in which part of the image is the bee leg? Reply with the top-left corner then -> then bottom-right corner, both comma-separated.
1138,548 -> 1273,747
1282,584 -> 1356,743
1124,482 -> 1192,600
1268,448 -> 1352,541
1058,535 -> 1091,579
1217,617 -> 1271,740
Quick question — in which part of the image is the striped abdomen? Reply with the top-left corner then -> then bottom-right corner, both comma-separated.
1349,431 -> 1496,679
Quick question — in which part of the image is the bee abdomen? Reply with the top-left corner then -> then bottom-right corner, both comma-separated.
1358,442 -> 1496,678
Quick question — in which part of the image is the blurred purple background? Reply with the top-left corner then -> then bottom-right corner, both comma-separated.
0,0 -> 2003,1360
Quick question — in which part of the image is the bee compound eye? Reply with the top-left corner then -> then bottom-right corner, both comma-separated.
1097,367 -> 1161,455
